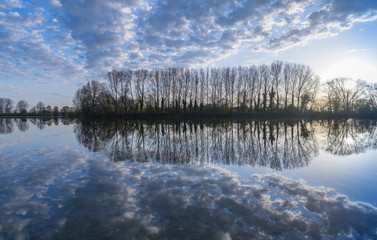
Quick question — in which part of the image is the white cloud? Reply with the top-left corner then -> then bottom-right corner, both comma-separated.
0,4 -> 87,86
262,0 -> 377,51
1,0 -> 377,84
0,0 -> 23,9
55,0 -> 146,72
0,82 -> 27,94
346,48 -> 366,53
49,0 -> 62,8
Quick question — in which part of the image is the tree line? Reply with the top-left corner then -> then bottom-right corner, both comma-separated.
72,61 -> 377,117
2,61 -> 377,118
73,61 -> 321,115
0,98 -> 74,116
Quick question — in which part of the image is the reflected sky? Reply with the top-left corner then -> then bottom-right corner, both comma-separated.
1,118 -> 377,239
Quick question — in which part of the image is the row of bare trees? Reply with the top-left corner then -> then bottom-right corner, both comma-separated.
0,98 -> 73,115
0,98 -> 29,114
73,61 -> 324,115
3,61 -> 377,117
323,78 -> 376,115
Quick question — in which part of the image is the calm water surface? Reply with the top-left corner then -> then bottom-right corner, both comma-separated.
0,118 -> 376,239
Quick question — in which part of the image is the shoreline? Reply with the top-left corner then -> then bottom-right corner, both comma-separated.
1,112 -> 376,120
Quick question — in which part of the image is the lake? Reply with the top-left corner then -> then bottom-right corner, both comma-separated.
0,118 -> 377,239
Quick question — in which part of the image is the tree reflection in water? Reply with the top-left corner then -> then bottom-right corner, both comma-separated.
322,120 -> 377,155
2,118 -> 377,239
1,118 -> 377,164
0,117 -> 77,133
0,118 -> 13,134
72,120 -> 319,170
15,118 -> 29,132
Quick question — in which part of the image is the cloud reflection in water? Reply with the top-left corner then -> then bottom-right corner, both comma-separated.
1,146 -> 376,239
0,146 -> 88,240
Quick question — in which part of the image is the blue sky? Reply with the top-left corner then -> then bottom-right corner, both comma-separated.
1,0 -> 377,108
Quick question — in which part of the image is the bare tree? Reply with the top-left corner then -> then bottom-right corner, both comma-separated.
367,83 -> 377,109
107,70 -> 121,113
149,69 -> 161,113
134,69 -> 148,113
0,98 -> 13,113
46,105 -> 53,114
4,98 -> 13,113
36,101 -> 45,113
259,65 -> 270,112
73,80 -> 109,114
0,98 -> 4,113
289,63 -> 299,110
53,106 -> 59,115
270,60 -> 283,111
282,63 -> 292,109
296,65 -> 314,112
16,100 -> 29,113
247,66 -> 258,112
325,78 -> 365,113
119,70 -> 133,113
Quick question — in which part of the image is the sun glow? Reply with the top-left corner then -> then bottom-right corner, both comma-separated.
322,57 -> 377,83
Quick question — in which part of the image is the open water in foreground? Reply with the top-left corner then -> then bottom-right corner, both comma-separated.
0,118 -> 377,239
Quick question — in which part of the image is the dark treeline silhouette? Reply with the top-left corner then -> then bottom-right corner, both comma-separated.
73,61 -> 321,116
2,61 -> 377,118
0,98 -> 75,117
71,61 -> 377,118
